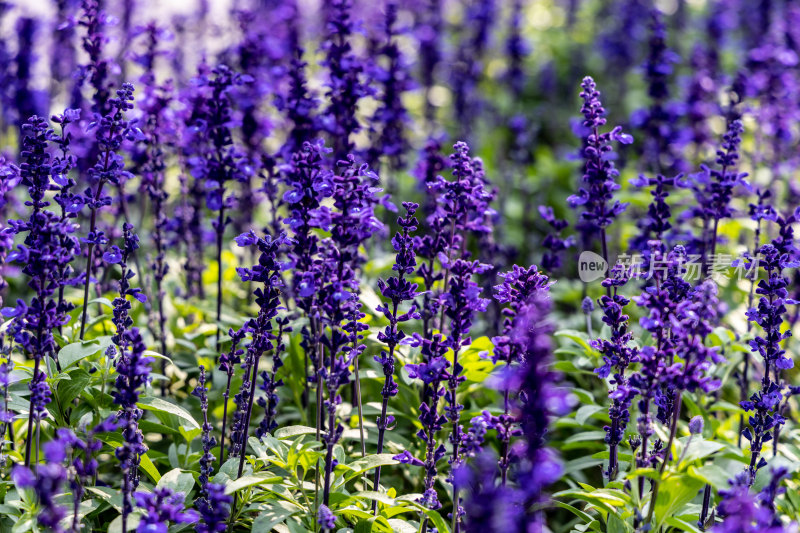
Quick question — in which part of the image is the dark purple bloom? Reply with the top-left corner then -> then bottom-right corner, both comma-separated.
538,205 -> 575,271
450,0 -> 496,138
713,468 -> 794,532
593,266 -> 639,479
79,83 -> 138,340
631,10 -> 685,173
194,482 -> 232,533
741,239 -> 799,480
317,504 -> 336,531
568,77 -> 631,263
320,0 -> 369,161
404,333 -> 450,511
113,327 -> 153,530
372,202 -> 420,498
230,231 -> 289,479
192,366 -> 216,498
12,463 -> 67,532
681,120 -> 748,267
367,0 -> 413,172
78,0 -> 115,116
135,487 -> 199,532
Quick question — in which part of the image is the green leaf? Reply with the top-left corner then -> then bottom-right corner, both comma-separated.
355,517 -> 377,533
140,453 -> 161,483
553,488 -> 629,514
678,437 -> 725,465
274,425 -> 317,440
252,500 -> 302,532
351,491 -> 397,506
137,396 -> 200,430
156,468 -> 195,495
108,513 -> 140,533
608,514 -> 630,533
58,339 -> 110,369
553,501 -> 601,530
344,454 -> 399,481
666,517 -> 704,533
687,464 -> 730,490
224,472 -> 283,494
57,369 -> 91,404
575,405 -> 605,425
653,474 -> 704,530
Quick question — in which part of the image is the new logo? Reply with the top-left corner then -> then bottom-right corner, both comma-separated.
578,251 -> 608,282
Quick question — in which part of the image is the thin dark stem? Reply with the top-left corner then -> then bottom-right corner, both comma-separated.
24,354 -> 41,467
450,348 -> 462,533
218,373 -> 233,465
353,349 -> 366,458
214,207 -> 226,359
600,228 -> 611,297
79,180 -> 108,339
646,392 -> 683,525
237,352 -> 261,479
698,484 -> 712,530
371,394 -> 391,514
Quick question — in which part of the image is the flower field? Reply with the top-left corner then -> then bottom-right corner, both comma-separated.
0,0 -> 799,532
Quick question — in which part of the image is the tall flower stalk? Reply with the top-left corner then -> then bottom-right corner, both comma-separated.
568,77 -> 632,281
79,84 -> 138,339
372,202 -> 420,508
231,230 -> 288,478
3,116 -> 78,466
112,327 -> 153,533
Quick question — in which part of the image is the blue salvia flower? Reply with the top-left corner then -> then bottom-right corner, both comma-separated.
504,0 -> 529,99
79,83 -> 139,340
443,258 -> 490,531
113,327 -> 153,532
279,140 -> 333,406
12,461 -> 68,533
451,0 -> 496,138
460,290 -> 567,532
415,0 -> 442,126
741,239 -> 799,481
274,15 -> 319,157
568,77 -> 632,263
230,231 -> 289,478
593,266 -> 639,479
3,116 -> 79,465
372,202 -> 420,500
106,223 -> 146,352
316,155 -> 385,505
320,0 -> 369,161
491,264 -> 550,483
132,22 -> 174,382
629,173 -> 679,257
397,333 -> 450,512
256,316 -> 291,438
713,468 -> 795,532
317,504 -> 337,532
134,488 -> 199,532
78,0 -> 115,116
216,327 -> 246,463
367,0 -> 413,172
538,206 -> 575,271
681,119 -> 748,267
181,64 -> 253,351
631,10 -> 684,173
13,18 -> 47,130
195,482 -> 232,533
513,291 -> 570,528
192,366 -> 216,499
